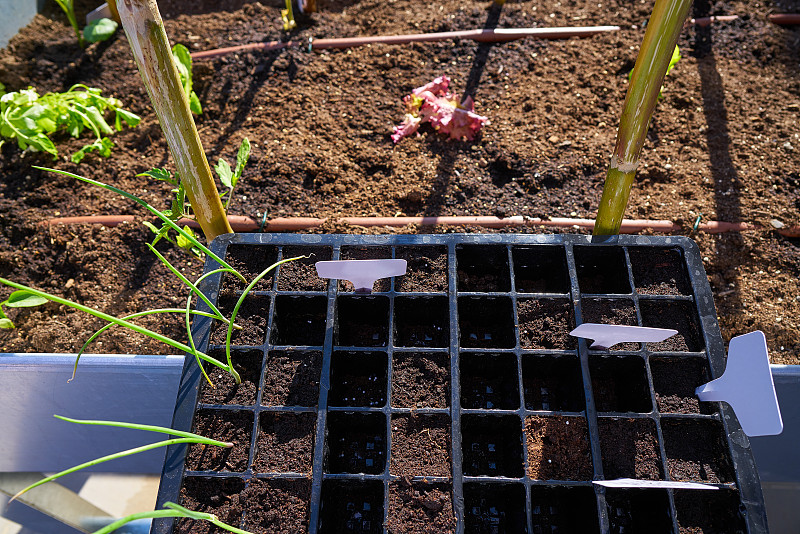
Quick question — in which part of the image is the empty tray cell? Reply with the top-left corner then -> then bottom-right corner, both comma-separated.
518,298 -> 576,350
458,297 -> 516,348
387,481 -> 455,534
460,352 -> 520,410
456,244 -> 511,292
394,296 -> 449,347
177,476 -> 245,534
598,417 -> 663,480
241,478 -> 311,533
325,412 -> 386,475
522,354 -> 585,412
640,299 -> 705,352
339,245 -> 392,292
462,414 -> 524,477
329,351 -> 388,408
590,356 -> 652,413
463,482 -> 527,534
319,479 -> 384,534
185,409 -> 253,472
271,295 -> 327,346
253,412 -> 315,474
396,246 -> 448,292
662,418 -> 735,483
391,352 -> 450,408
262,350 -> 321,407
525,415 -> 593,480
629,247 -> 692,296
529,485 -> 600,533
335,296 -> 390,347
221,244 -> 278,291
605,489 -> 673,534
201,348 -> 262,406
210,294 -> 270,346
651,357 -> 716,414
277,245 -> 332,291
581,298 -> 640,351
391,414 -> 451,477
512,245 -> 570,294
574,246 -> 632,294
674,489 -> 747,533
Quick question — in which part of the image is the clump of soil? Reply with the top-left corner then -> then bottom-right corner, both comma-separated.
391,414 -> 451,477
391,352 -> 450,408
261,350 -> 321,407
200,348 -> 262,406
396,246 -> 448,292
220,245 -> 278,292
176,477 -> 245,534
518,299 -> 575,349
253,411 -> 315,474
185,409 -> 252,472
210,293 -> 270,346
525,415 -> 592,480
598,417 -> 663,480
630,248 -> 693,296
386,481 -> 456,534
662,419 -> 734,483
277,245 -> 331,291
651,357 -> 716,414
241,478 -> 311,534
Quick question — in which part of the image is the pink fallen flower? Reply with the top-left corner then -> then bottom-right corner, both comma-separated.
391,76 -> 488,143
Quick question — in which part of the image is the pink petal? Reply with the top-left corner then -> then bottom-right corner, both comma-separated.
391,114 -> 422,143
412,76 -> 451,98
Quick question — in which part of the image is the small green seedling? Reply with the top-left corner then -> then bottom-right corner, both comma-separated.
172,44 -> 202,115
0,290 -> 48,329
52,0 -> 118,48
0,83 -> 140,162
216,137 -> 251,209
93,502 -> 253,534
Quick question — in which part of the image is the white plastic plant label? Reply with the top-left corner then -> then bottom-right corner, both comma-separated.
593,479 -> 718,490
569,323 -> 678,349
695,330 -> 783,437
315,259 -> 407,293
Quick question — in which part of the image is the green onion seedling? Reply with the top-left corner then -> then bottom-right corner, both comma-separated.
91,501 -> 254,534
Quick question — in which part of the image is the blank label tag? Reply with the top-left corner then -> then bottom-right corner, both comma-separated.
594,479 -> 718,490
316,259 -> 407,293
570,323 -> 678,349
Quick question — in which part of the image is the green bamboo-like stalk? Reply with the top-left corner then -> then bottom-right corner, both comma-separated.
111,0 -> 232,241
593,0 -> 692,235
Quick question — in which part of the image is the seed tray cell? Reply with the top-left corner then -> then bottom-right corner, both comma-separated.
153,235 -> 767,534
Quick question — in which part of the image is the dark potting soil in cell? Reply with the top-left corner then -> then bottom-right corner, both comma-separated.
220,245 -> 278,292
674,489 -> 748,534
328,351 -> 388,407
386,481 -> 456,534
200,349 -> 262,406
512,246 -> 570,294
522,354 -> 585,412
175,477 -> 245,534
629,248 -> 693,296
240,478 -> 311,534
605,489 -> 674,534
651,357 -> 717,415
335,296 -> 389,347
253,412 -> 315,474
391,414 -> 451,478
209,293 -> 269,346
590,356 -> 652,413
185,410 -> 252,472
518,299 -> 576,350
581,298 -> 640,351
598,418 -> 663,480
277,246 -> 331,291
338,246 -> 392,292
460,352 -> 520,410
391,352 -> 449,408
456,245 -> 511,292
525,416 -> 593,480
641,299 -> 705,352
395,246 -> 448,293
261,350 -> 321,407
529,485 -> 599,532
662,419 -> 735,483
271,295 -> 327,346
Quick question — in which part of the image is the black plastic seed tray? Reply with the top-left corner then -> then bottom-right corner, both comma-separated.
151,234 -> 768,534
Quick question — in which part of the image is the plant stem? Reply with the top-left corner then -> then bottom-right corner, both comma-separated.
110,0 -> 232,241
593,0 -> 692,235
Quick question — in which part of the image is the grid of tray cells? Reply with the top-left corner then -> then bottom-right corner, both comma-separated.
168,239 -> 757,534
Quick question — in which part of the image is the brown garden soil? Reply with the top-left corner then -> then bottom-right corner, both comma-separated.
390,413 -> 451,477
0,0 -> 799,366
525,415 -> 593,480
386,481 -> 456,534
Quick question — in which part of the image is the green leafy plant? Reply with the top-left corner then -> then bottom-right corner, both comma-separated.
52,0 -> 118,47
172,44 -> 202,115
0,290 -> 48,329
139,137 -> 251,259
0,84 -> 140,162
